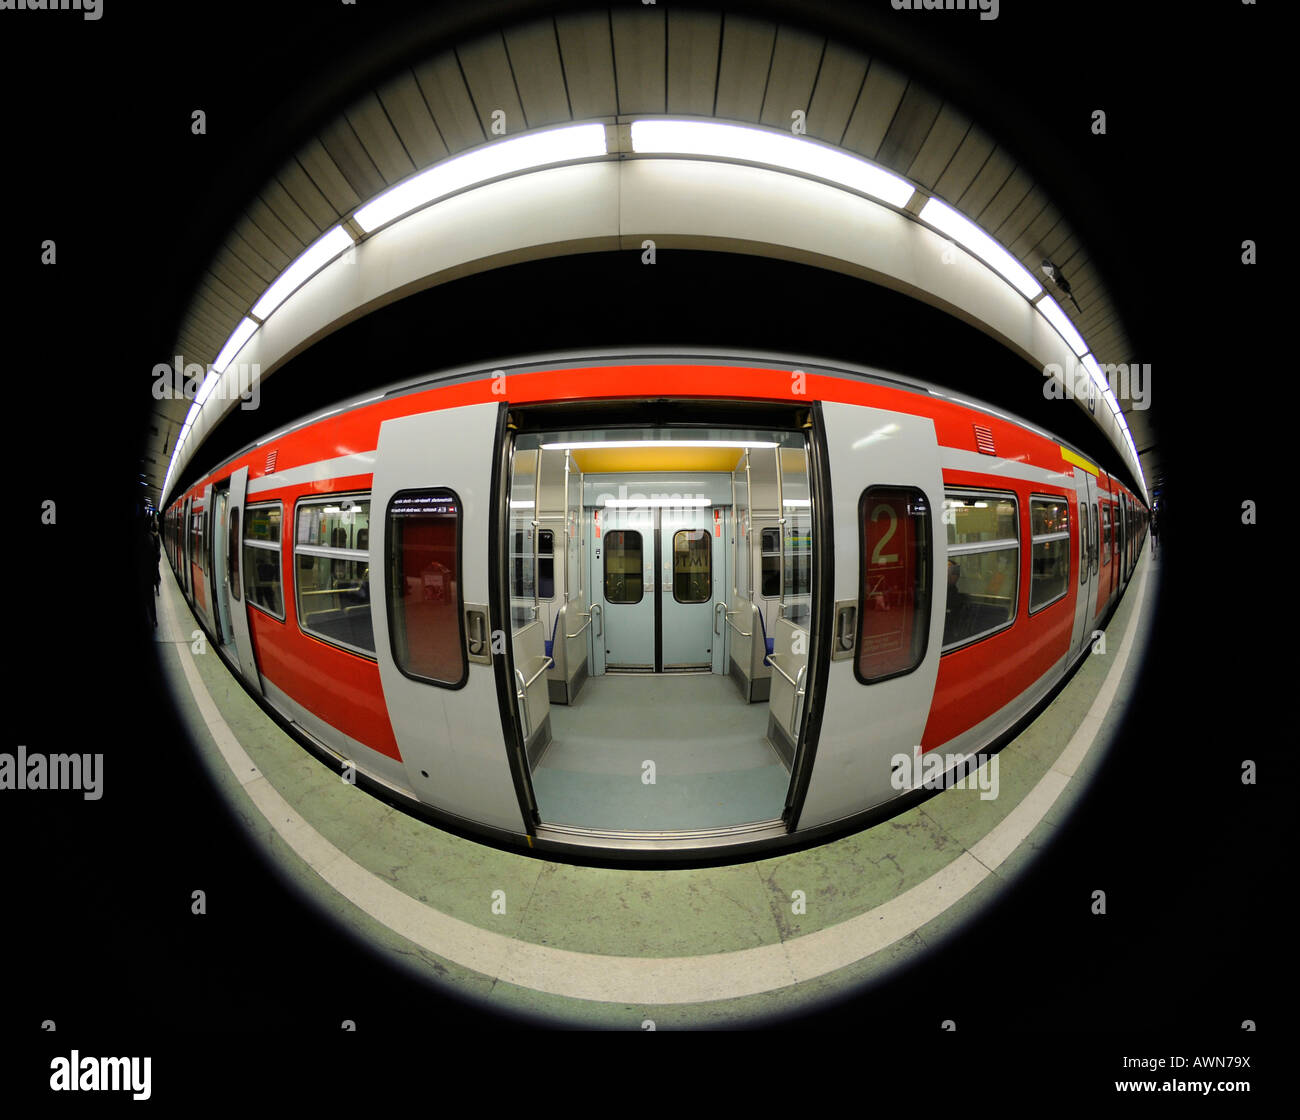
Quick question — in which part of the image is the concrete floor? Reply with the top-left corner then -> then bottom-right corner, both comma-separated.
155,547 -> 1158,1027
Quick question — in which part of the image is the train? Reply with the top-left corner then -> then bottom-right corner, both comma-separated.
161,352 -> 1147,860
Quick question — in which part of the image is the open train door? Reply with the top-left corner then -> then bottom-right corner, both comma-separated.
790,401 -> 945,831
225,465 -> 263,694
369,401 -> 530,835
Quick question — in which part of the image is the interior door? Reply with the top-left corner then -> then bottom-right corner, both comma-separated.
660,507 -> 716,669
598,507 -> 655,670
796,401 -> 945,830
369,402 -> 526,833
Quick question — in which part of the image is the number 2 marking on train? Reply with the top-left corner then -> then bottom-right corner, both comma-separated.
870,504 -> 899,565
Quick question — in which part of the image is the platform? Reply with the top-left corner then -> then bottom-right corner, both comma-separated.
154,549 -> 1157,1027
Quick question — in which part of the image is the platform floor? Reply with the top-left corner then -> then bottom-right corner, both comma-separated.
155,547 -> 1158,1028
536,672 -> 787,830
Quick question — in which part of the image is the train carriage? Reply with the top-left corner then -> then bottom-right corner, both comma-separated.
164,353 -> 1147,860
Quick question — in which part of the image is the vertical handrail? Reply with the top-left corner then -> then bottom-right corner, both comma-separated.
515,667 -> 531,740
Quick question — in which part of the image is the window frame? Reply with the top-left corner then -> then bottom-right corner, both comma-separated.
855,485 -> 933,685
1027,493 -> 1071,615
1101,503 -> 1112,566
242,500 -> 286,622
385,487 -> 468,691
293,492 -> 376,660
940,488 -> 1020,654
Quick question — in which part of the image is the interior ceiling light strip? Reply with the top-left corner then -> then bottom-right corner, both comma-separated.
918,196 -> 1042,300
604,497 -> 711,507
630,119 -> 915,209
541,440 -> 777,450
354,123 -> 609,233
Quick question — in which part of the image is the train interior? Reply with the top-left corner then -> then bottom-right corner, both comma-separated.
506,424 -> 814,835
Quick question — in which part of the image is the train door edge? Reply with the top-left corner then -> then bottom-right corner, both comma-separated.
226,466 -> 263,694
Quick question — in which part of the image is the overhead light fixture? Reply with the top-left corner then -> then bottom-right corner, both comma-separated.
541,440 -> 777,450
355,123 -> 609,233
194,371 -> 221,406
603,498 -> 711,508
918,197 -> 1042,299
630,119 -> 915,209
251,226 -> 355,321
783,499 -> 811,507
1081,353 -> 1110,394
213,316 -> 259,374
1038,295 -> 1088,357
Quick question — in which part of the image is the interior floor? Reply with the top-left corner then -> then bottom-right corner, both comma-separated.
533,673 -> 789,831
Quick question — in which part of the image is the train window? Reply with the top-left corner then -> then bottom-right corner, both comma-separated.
511,528 -> 555,602
228,506 -> 241,601
1079,503 -> 1089,585
942,492 -> 1018,651
1101,505 -> 1111,565
386,489 -> 466,688
856,486 -> 932,683
295,496 -> 374,658
760,527 -> 781,599
243,503 -> 284,620
673,529 -> 712,604
1029,497 -> 1070,612
604,530 -> 643,604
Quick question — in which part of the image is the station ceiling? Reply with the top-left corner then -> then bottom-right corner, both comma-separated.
143,5 -> 1153,507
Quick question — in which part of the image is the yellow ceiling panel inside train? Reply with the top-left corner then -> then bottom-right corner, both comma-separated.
568,447 -> 745,474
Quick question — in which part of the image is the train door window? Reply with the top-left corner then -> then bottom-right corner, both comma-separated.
1029,497 -> 1070,612
228,506 -> 241,601
243,503 -> 284,620
1079,503 -> 1089,585
759,527 -> 781,598
386,489 -> 466,687
942,492 -> 1018,651
673,529 -> 712,604
856,486 -> 932,683
295,496 -> 374,657
538,530 -> 554,600
1101,505 -> 1111,565
604,530 -> 643,604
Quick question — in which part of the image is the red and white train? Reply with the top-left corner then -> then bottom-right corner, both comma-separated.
163,353 -> 1147,859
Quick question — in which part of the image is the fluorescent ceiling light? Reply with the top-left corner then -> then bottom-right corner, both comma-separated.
1038,295 -> 1088,356
509,500 -> 535,509
194,370 -> 221,406
783,499 -> 811,507
1081,353 -> 1107,391
1103,387 -> 1122,415
213,316 -> 259,373
918,197 -> 1042,299
251,226 -> 355,321
604,498 -> 711,508
542,440 -> 777,450
355,124 -> 608,233
630,119 -> 915,209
